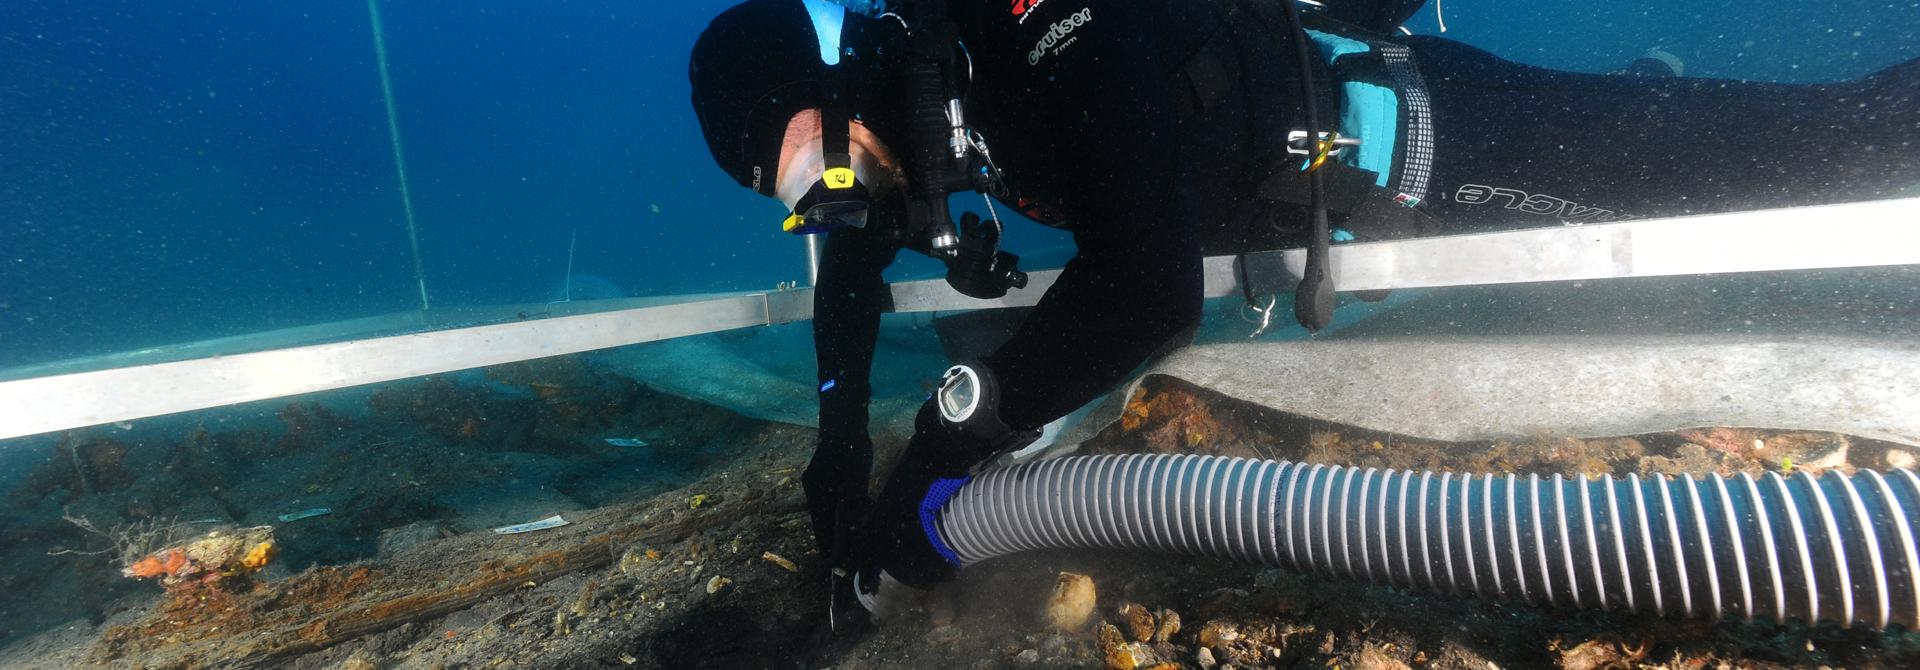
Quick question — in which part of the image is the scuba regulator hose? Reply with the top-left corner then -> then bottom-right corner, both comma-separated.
926,454 -> 1920,630
1280,0 -> 1336,332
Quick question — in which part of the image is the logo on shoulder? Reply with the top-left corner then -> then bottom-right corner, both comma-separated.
1011,0 -> 1049,23
1027,8 -> 1091,66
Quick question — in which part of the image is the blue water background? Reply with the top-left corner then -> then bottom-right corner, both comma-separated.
2,0 -> 1916,368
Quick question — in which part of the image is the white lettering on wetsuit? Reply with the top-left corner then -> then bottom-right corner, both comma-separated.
1453,183 -> 1639,224
1028,8 -> 1091,66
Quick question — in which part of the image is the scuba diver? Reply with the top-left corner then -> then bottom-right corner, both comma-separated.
687,0 -> 1919,624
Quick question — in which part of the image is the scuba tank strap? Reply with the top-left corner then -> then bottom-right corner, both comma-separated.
1254,161 -> 1437,241
1232,1 -> 1442,330
1249,11 -> 1439,241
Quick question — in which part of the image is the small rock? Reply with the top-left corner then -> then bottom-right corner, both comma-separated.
1046,572 -> 1098,631
1118,602 -> 1156,642
760,551 -> 799,573
1196,646 -> 1217,669
1151,609 -> 1181,643
1887,448 -> 1916,470
1098,622 -> 1150,670
1751,432 -> 1850,472
1555,638 -> 1648,670
1015,649 -> 1040,664
1557,640 -> 1620,670
705,575 -> 731,595
1354,643 -> 1412,670
1197,619 -> 1240,648
1105,622 -> 1128,668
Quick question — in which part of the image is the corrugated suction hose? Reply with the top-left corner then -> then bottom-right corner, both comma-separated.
935,454 -> 1920,630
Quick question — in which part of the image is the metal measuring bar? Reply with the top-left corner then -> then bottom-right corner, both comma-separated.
2,197 -> 1916,440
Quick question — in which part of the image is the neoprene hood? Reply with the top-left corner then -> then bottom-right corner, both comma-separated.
689,0 -> 906,196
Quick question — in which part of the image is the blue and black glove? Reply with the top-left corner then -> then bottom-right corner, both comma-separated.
862,383 -> 1041,591
861,401 -> 981,589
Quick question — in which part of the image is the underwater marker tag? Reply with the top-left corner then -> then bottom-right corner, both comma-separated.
277,507 -> 332,523
603,437 -> 650,448
492,515 -> 570,535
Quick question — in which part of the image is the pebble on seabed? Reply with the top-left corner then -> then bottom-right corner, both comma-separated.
1045,572 -> 1098,631
1197,619 -> 1240,648
1151,609 -> 1181,643
1118,602 -> 1156,642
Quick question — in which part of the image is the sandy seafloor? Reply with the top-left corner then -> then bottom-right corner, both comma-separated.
1,351 -> 1917,670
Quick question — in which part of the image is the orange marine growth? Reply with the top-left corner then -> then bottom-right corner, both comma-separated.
120,525 -> 277,594
1120,390 -> 1155,432
1118,384 -> 1229,453
122,548 -> 191,580
241,541 -> 277,572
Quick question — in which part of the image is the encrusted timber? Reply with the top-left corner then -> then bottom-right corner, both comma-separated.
118,503 -> 748,669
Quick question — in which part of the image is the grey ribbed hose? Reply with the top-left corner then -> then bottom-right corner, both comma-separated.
935,454 -> 1920,630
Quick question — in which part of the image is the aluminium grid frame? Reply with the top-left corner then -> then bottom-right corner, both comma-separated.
1,197 -> 1917,441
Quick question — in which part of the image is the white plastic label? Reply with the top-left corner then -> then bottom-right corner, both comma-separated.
491,515 -> 570,535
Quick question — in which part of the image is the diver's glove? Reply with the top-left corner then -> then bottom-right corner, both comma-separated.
862,399 -> 1038,591
802,430 -> 873,558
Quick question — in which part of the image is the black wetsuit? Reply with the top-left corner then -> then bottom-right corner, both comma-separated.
809,0 -> 1237,563
1412,38 -> 1919,227
807,0 -> 1920,586
817,0 -> 1258,460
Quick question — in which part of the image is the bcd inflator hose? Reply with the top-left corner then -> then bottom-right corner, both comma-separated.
933,454 -> 1920,630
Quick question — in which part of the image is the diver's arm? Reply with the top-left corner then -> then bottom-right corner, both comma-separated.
860,0 -> 1209,591
977,1 -> 1201,432
862,0 -> 1202,589
802,224 -> 900,553
813,225 -> 899,442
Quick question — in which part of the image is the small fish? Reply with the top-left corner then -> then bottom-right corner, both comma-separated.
604,437 -> 649,448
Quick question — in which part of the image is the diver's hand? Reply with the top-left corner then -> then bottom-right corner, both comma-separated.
801,431 -> 873,558
867,474 -> 966,590
861,402 -> 984,590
